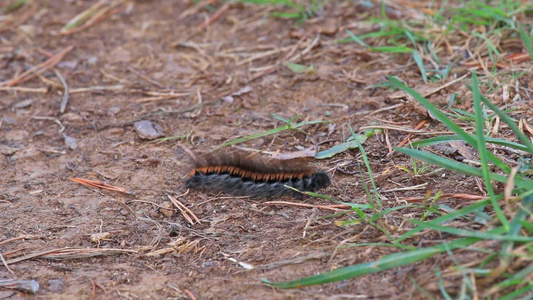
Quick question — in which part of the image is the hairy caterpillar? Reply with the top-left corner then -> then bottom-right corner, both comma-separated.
185,151 -> 330,198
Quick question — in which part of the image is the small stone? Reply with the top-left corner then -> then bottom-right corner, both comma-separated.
57,60 -> 78,69
60,113 -> 83,122
48,278 -> 64,293
13,99 -> 34,109
2,115 -> 17,125
134,120 -> 164,140
90,232 -> 112,243
62,134 -> 78,150
159,201 -> 174,218
87,56 -> 98,66
107,106 -> 120,117
0,144 -> 19,155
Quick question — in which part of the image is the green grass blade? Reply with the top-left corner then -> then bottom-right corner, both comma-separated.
492,262 -> 533,290
369,205 -> 415,222
395,148 -> 533,190
345,29 -> 369,47
216,118 -> 328,149
519,26 -> 533,61
498,284 -> 533,300
2,0 -> 26,14
370,46 -> 412,53
472,73 -> 509,230
343,243 -> 413,250
412,50 -> 427,83
436,268 -> 453,300
348,124 -> 382,209
411,135 -> 530,152
387,76 -> 510,173
398,199 -> 492,242
409,220 -> 533,242
479,94 -> 533,154
502,195 -> 533,263
262,227 -> 507,288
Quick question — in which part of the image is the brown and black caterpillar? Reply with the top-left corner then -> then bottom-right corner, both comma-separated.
185,151 -> 330,198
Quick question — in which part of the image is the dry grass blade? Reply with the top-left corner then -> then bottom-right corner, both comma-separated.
167,194 -> 200,224
53,69 -> 69,113
0,252 -> 15,276
0,46 -> 74,87
0,235 -> 44,246
135,92 -> 190,103
263,201 -> 351,211
70,85 -> 124,93
60,0 -> 127,36
390,73 -> 469,100
69,177 -> 133,195
401,193 -> 486,203
199,2 -> 230,29
6,247 -> 137,264
395,119 -> 427,151
0,87 -> 48,93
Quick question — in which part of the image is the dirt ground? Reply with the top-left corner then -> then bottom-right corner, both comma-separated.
0,1 -> 531,299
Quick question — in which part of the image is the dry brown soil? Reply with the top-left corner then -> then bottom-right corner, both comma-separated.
1,1 -> 531,299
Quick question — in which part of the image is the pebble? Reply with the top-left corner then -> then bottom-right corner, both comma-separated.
62,134 -> 78,150
134,120 -> 164,140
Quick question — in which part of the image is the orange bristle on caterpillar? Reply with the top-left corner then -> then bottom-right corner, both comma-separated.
185,150 -> 330,198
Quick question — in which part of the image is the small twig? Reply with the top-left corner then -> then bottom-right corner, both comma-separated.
69,178 -> 133,195
390,73 -> 469,100
31,116 -> 65,133
0,86 -> 48,93
199,2 -> 230,29
0,235 -> 44,246
127,67 -> 164,88
94,280 -> 107,295
90,279 -> 96,298
135,92 -> 190,103
0,252 -> 15,276
167,194 -> 200,225
70,85 -> 124,94
6,247 -> 137,264
395,119 -> 428,150
184,289 -> 197,300
401,193 -> 486,203
54,69 -> 70,113
381,183 -> 428,193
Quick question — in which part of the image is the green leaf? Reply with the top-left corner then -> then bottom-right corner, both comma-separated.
286,62 -> 314,73
314,129 -> 377,159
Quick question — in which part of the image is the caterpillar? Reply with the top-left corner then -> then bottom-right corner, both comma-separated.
185,151 -> 331,198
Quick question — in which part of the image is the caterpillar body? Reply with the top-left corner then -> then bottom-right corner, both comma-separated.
185,151 -> 330,198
